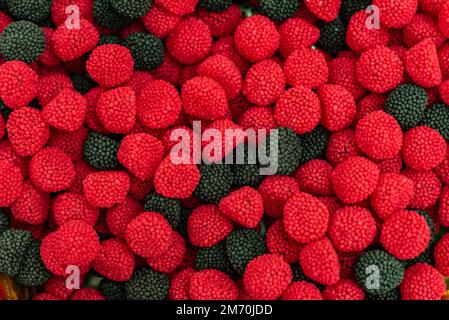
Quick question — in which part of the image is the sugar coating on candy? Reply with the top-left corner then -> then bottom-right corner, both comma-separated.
234,15 -> 279,62
284,47 -> 328,89
328,57 -> 365,100
370,173 -> 414,220
355,93 -> 386,124
326,129 -> 361,166
11,180 -> 49,225
258,175 -> 299,218
97,86 -> 136,134
0,160 -> 23,207
304,0 -> 341,22
83,171 -> 130,208
118,133 -> 164,181
0,61 -> 38,109
281,281 -> 323,300
52,19 -> 99,61
278,18 -> 320,58
29,147 -> 75,193
372,0 -> 418,28
147,232 -> 186,274
211,36 -> 250,74
381,210 -> 431,260
283,192 -> 329,244
405,39 -> 442,88
106,197 -> 142,238
266,219 -> 301,263
323,279 -> 365,300
42,89 -> 87,132
275,86 -> 321,135
239,106 -> 276,133
318,84 -> 356,132
196,54 -> 242,100
181,77 -> 229,120
154,156 -> 200,199
37,72 -> 74,107
299,237 -> 340,286
403,14 -> 446,48
156,0 -> 198,16
188,269 -> 237,300
346,11 -> 389,54
243,59 -> 285,106
295,159 -> 333,196
218,186 -> 263,228
93,239 -> 135,282
355,111 -> 403,160
329,206 -> 377,252
331,156 -> 380,204
167,17 -> 211,65
403,168 -> 441,209
403,126 -> 446,171
187,204 -> 233,247
356,46 -> 404,93
434,234 -> 449,276
53,192 -> 99,226
142,4 -> 180,38
168,268 -> 194,300
400,263 -> 446,300
243,254 -> 292,300
86,44 -> 134,88
197,4 -> 241,38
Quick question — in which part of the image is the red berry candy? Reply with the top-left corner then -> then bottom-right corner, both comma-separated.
0,61 -> 38,109
83,171 -> 130,208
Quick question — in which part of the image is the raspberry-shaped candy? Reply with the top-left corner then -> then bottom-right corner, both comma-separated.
7,107 -> 49,157
403,168 -> 441,209
439,186 -> 449,227
37,72 -> 74,106
49,127 -> 88,162
400,263 -> 446,300
188,204 -> 233,247
323,279 -> 365,300
86,44 -> 134,87
258,175 -> 299,218
11,180 -> 49,225
106,197 -> 142,238
93,239 -> 135,282
434,234 -> 449,276
439,2 -> 449,38
156,0 -> 198,15
275,86 -> 321,135
266,219 -> 301,263
282,281 -> 323,300
29,147 -> 75,193
83,171 -> 130,208
125,211 -> 173,259
244,254 -> 292,300
211,36 -> 250,74
96,87 -> 136,134
234,15 -> 279,62
405,39 -> 442,88
0,61 -> 38,109
154,156 -> 200,199
42,89 -> 87,132
305,0 -> 341,22
278,18 -> 320,58
318,84 -> 356,132
372,0 -> 418,28
181,77 -> 228,120
0,160 -> 23,207
219,187 -> 263,228
329,206 -> 377,252
295,159 -> 333,196
239,106 -> 277,133
70,288 -> 105,301
284,47 -> 328,88
53,192 -> 99,226
403,14 -> 445,48
167,17 -> 212,65
142,4 -> 180,38
147,232 -> 186,274
51,0 -> 94,25
243,59 -> 285,106
52,19 -> 99,61
299,237 -> 340,286
197,54 -> 242,100
403,126 -> 446,171
356,46 -> 404,93
326,129 -> 361,166
189,269 -> 237,300
41,220 -> 100,276
381,210 -> 431,260
136,80 -> 182,129
331,156 -> 380,204
355,93 -> 386,124
346,11 -> 389,54
168,268 -> 195,300
328,57 -> 366,100
355,111 -> 403,160
370,173 -> 414,220
118,133 -> 164,181
283,192 -> 329,244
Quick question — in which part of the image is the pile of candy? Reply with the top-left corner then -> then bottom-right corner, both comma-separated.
0,0 -> 448,301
